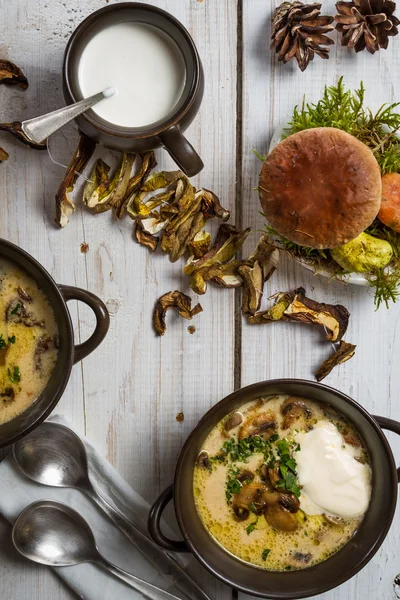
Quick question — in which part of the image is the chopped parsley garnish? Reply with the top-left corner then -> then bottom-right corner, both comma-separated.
274,438 -> 301,498
8,335 -> 16,344
10,303 -> 21,315
225,466 -> 242,503
0,335 -> 6,350
8,366 -> 21,384
246,520 -> 258,535
212,435 -> 277,464
261,549 -> 270,561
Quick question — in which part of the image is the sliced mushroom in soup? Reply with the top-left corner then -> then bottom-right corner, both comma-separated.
193,395 -> 372,571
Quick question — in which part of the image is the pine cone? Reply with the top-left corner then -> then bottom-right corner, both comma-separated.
335,0 -> 399,53
271,2 -> 335,71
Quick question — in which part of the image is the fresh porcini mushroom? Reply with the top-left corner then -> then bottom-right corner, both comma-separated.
197,451 -> 211,470
281,397 -> 313,430
223,411 -> 244,433
239,410 -> 277,441
259,127 -> 381,249
232,482 -> 269,520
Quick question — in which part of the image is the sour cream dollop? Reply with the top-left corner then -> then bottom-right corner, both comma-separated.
295,421 -> 371,518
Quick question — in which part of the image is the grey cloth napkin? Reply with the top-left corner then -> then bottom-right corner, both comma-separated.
0,415 -> 191,600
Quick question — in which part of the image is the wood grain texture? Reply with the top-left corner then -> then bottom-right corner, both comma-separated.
1,0 -> 400,599
0,0 -> 237,599
239,0 -> 400,598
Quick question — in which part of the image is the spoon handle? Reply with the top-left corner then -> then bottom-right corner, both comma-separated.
95,553 -> 182,600
82,482 -> 210,600
20,90 -> 107,144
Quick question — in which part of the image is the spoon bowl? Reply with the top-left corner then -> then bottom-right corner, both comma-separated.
12,501 -> 181,600
12,501 -> 97,566
13,422 -> 90,489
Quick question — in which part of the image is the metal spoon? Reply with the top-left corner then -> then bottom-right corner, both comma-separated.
13,422 -> 209,600
12,500 -> 180,600
20,88 -> 115,144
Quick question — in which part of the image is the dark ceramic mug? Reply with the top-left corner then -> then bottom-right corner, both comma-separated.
0,239 -> 110,448
149,379 -> 400,599
63,3 -> 204,177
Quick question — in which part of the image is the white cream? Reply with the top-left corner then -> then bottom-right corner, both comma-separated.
295,421 -> 371,518
78,22 -> 186,128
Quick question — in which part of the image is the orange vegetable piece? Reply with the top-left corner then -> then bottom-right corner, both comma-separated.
378,173 -> 400,232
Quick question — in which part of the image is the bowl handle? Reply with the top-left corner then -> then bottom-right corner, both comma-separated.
158,126 -> 204,177
374,415 -> 400,482
148,484 -> 189,552
59,285 -> 110,364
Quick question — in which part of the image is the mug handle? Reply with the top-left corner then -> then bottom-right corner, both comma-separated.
158,126 -> 204,178
373,415 -> 400,482
148,484 -> 189,552
59,284 -> 110,365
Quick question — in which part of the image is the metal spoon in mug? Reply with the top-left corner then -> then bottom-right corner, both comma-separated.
12,500 -> 180,600
20,87 -> 116,145
12,422 -> 210,600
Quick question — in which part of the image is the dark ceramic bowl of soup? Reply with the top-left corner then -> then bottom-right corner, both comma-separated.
148,379 -> 400,599
0,239 -> 109,448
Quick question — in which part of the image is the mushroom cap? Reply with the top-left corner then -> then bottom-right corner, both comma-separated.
259,128 -> 382,249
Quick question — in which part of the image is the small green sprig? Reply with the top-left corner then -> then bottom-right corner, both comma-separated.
285,77 -> 400,174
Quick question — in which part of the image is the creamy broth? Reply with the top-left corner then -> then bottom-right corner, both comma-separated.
193,395 -> 372,571
0,260 -> 58,424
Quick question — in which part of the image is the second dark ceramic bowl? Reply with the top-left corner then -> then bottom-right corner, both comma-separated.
0,239 -> 109,448
63,3 -> 204,177
149,379 -> 400,599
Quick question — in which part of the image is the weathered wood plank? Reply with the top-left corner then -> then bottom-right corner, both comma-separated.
0,0 -> 238,598
239,0 -> 400,599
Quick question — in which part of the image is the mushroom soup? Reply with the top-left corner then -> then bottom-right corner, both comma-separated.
193,395 -> 372,571
0,259 -> 58,424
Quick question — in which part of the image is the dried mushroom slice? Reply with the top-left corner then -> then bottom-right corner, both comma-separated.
0,147 -> 8,163
141,215 -> 169,235
199,189 -> 230,222
117,151 -> 157,218
248,235 -> 280,282
0,59 -> 28,88
84,153 -> 135,214
83,159 -> 111,207
153,290 -> 203,336
0,122 -> 47,150
161,190 -> 204,262
212,260 -> 244,288
185,224 -> 251,278
189,265 -> 223,295
315,341 -> 356,382
248,292 -> 292,324
239,260 -> 263,315
127,187 -> 177,220
188,231 -> 212,259
284,287 -> 349,342
135,221 -> 159,252
55,134 -> 96,228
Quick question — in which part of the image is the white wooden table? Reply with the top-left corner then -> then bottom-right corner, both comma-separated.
1,1 -> 400,599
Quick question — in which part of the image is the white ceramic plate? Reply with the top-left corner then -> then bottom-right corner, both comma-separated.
267,124 -> 370,287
